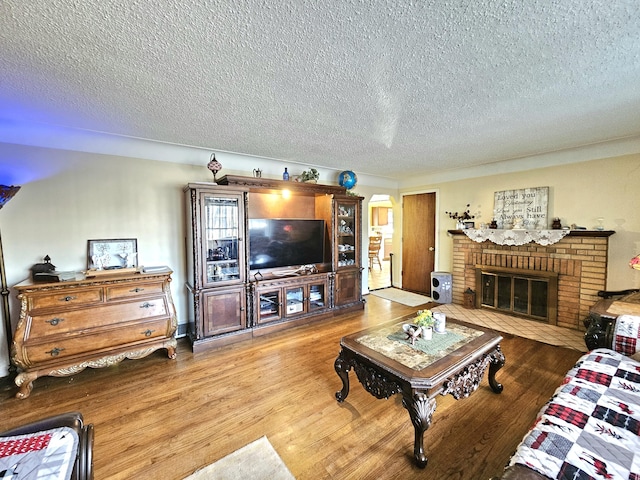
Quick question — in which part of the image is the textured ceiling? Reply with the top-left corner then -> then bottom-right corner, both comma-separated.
1,1 -> 639,180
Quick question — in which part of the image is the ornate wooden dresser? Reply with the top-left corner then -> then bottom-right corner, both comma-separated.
11,270 -> 177,398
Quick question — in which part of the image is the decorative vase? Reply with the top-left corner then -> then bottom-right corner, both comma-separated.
433,312 -> 446,334
421,326 -> 433,340
456,221 -> 465,230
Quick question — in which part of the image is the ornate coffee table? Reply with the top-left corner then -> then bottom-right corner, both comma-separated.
334,315 -> 504,468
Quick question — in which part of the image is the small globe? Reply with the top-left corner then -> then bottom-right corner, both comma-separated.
338,170 -> 357,190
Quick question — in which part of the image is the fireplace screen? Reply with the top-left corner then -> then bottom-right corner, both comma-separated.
477,268 -> 557,323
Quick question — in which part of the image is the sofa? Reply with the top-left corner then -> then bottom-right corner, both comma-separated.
497,313 -> 640,479
0,411 -> 94,480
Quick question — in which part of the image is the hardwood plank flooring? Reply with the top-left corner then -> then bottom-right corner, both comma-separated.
0,296 -> 583,479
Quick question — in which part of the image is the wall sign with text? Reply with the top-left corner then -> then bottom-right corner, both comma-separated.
493,187 -> 549,229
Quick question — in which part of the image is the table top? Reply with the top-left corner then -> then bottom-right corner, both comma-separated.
589,291 -> 640,318
340,314 -> 502,388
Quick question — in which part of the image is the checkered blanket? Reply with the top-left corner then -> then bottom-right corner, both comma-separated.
508,348 -> 640,479
614,315 -> 640,357
0,426 -> 78,480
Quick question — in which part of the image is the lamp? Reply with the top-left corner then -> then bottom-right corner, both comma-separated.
0,185 -> 20,208
207,154 -> 222,184
631,253 -> 640,271
0,185 -> 20,373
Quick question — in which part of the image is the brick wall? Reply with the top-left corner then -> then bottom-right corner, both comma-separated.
450,231 -> 613,330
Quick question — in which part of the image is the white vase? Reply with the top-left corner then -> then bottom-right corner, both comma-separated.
421,326 -> 433,340
433,312 -> 446,334
456,221 -> 465,230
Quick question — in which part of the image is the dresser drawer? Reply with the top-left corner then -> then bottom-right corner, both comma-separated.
106,281 -> 165,300
27,297 -> 169,339
24,318 -> 172,363
28,288 -> 103,310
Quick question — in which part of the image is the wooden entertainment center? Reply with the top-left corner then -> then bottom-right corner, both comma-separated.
184,175 -> 364,352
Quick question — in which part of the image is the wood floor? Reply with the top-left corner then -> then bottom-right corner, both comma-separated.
0,296 -> 583,479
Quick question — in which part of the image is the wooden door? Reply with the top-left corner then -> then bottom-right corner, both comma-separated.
402,192 -> 436,295
202,286 -> 246,336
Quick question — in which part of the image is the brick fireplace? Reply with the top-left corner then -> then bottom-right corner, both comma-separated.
449,230 -> 614,330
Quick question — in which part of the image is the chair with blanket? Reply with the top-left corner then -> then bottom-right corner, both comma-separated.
0,411 -> 94,480
584,288 -> 640,350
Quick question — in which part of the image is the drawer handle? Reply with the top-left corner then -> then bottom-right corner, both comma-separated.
140,302 -> 154,309
46,317 -> 64,326
60,295 -> 77,302
130,287 -> 145,293
46,347 -> 65,357
143,329 -> 154,337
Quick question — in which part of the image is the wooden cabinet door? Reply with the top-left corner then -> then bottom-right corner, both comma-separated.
335,271 -> 360,307
202,286 -> 246,336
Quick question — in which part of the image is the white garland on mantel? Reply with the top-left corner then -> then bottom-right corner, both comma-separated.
462,228 -> 570,246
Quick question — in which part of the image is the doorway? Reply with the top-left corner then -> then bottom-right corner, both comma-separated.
367,195 -> 394,291
402,192 -> 436,295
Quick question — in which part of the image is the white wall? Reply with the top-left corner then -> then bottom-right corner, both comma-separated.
3,141 -> 637,378
399,153 -> 640,294
0,142 -> 397,377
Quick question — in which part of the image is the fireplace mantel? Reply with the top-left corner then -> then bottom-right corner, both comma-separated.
448,229 -> 615,239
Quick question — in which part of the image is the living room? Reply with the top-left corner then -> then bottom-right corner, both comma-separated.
1,2 -> 640,479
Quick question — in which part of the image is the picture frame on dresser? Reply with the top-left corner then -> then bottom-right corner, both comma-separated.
87,238 -> 137,270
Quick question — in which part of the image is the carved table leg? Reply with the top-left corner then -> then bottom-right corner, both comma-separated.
334,350 -> 352,402
402,391 -> 437,469
488,345 -> 505,394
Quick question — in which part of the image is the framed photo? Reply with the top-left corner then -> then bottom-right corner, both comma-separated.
463,221 -> 475,229
87,238 -> 138,270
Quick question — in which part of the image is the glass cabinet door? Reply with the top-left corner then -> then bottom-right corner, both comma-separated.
336,200 -> 358,268
201,192 -> 244,285
285,286 -> 305,316
308,282 -> 327,311
257,290 -> 282,324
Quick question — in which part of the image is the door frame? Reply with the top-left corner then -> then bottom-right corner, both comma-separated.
399,188 -> 440,290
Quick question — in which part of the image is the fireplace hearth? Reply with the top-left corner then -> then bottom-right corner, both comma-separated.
449,229 -> 614,330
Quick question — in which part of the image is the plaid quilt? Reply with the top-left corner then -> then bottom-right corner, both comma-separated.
508,348 -> 640,479
0,426 -> 78,480
614,315 -> 640,357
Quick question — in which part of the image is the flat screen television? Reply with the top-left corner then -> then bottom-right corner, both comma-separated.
248,219 -> 325,270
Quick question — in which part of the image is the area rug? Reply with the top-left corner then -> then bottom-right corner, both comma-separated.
184,436 -> 295,480
369,287 -> 432,307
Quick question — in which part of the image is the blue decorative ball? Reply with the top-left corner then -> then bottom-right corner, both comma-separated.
338,170 -> 357,190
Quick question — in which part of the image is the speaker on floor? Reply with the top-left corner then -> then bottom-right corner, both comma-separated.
430,272 -> 452,303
